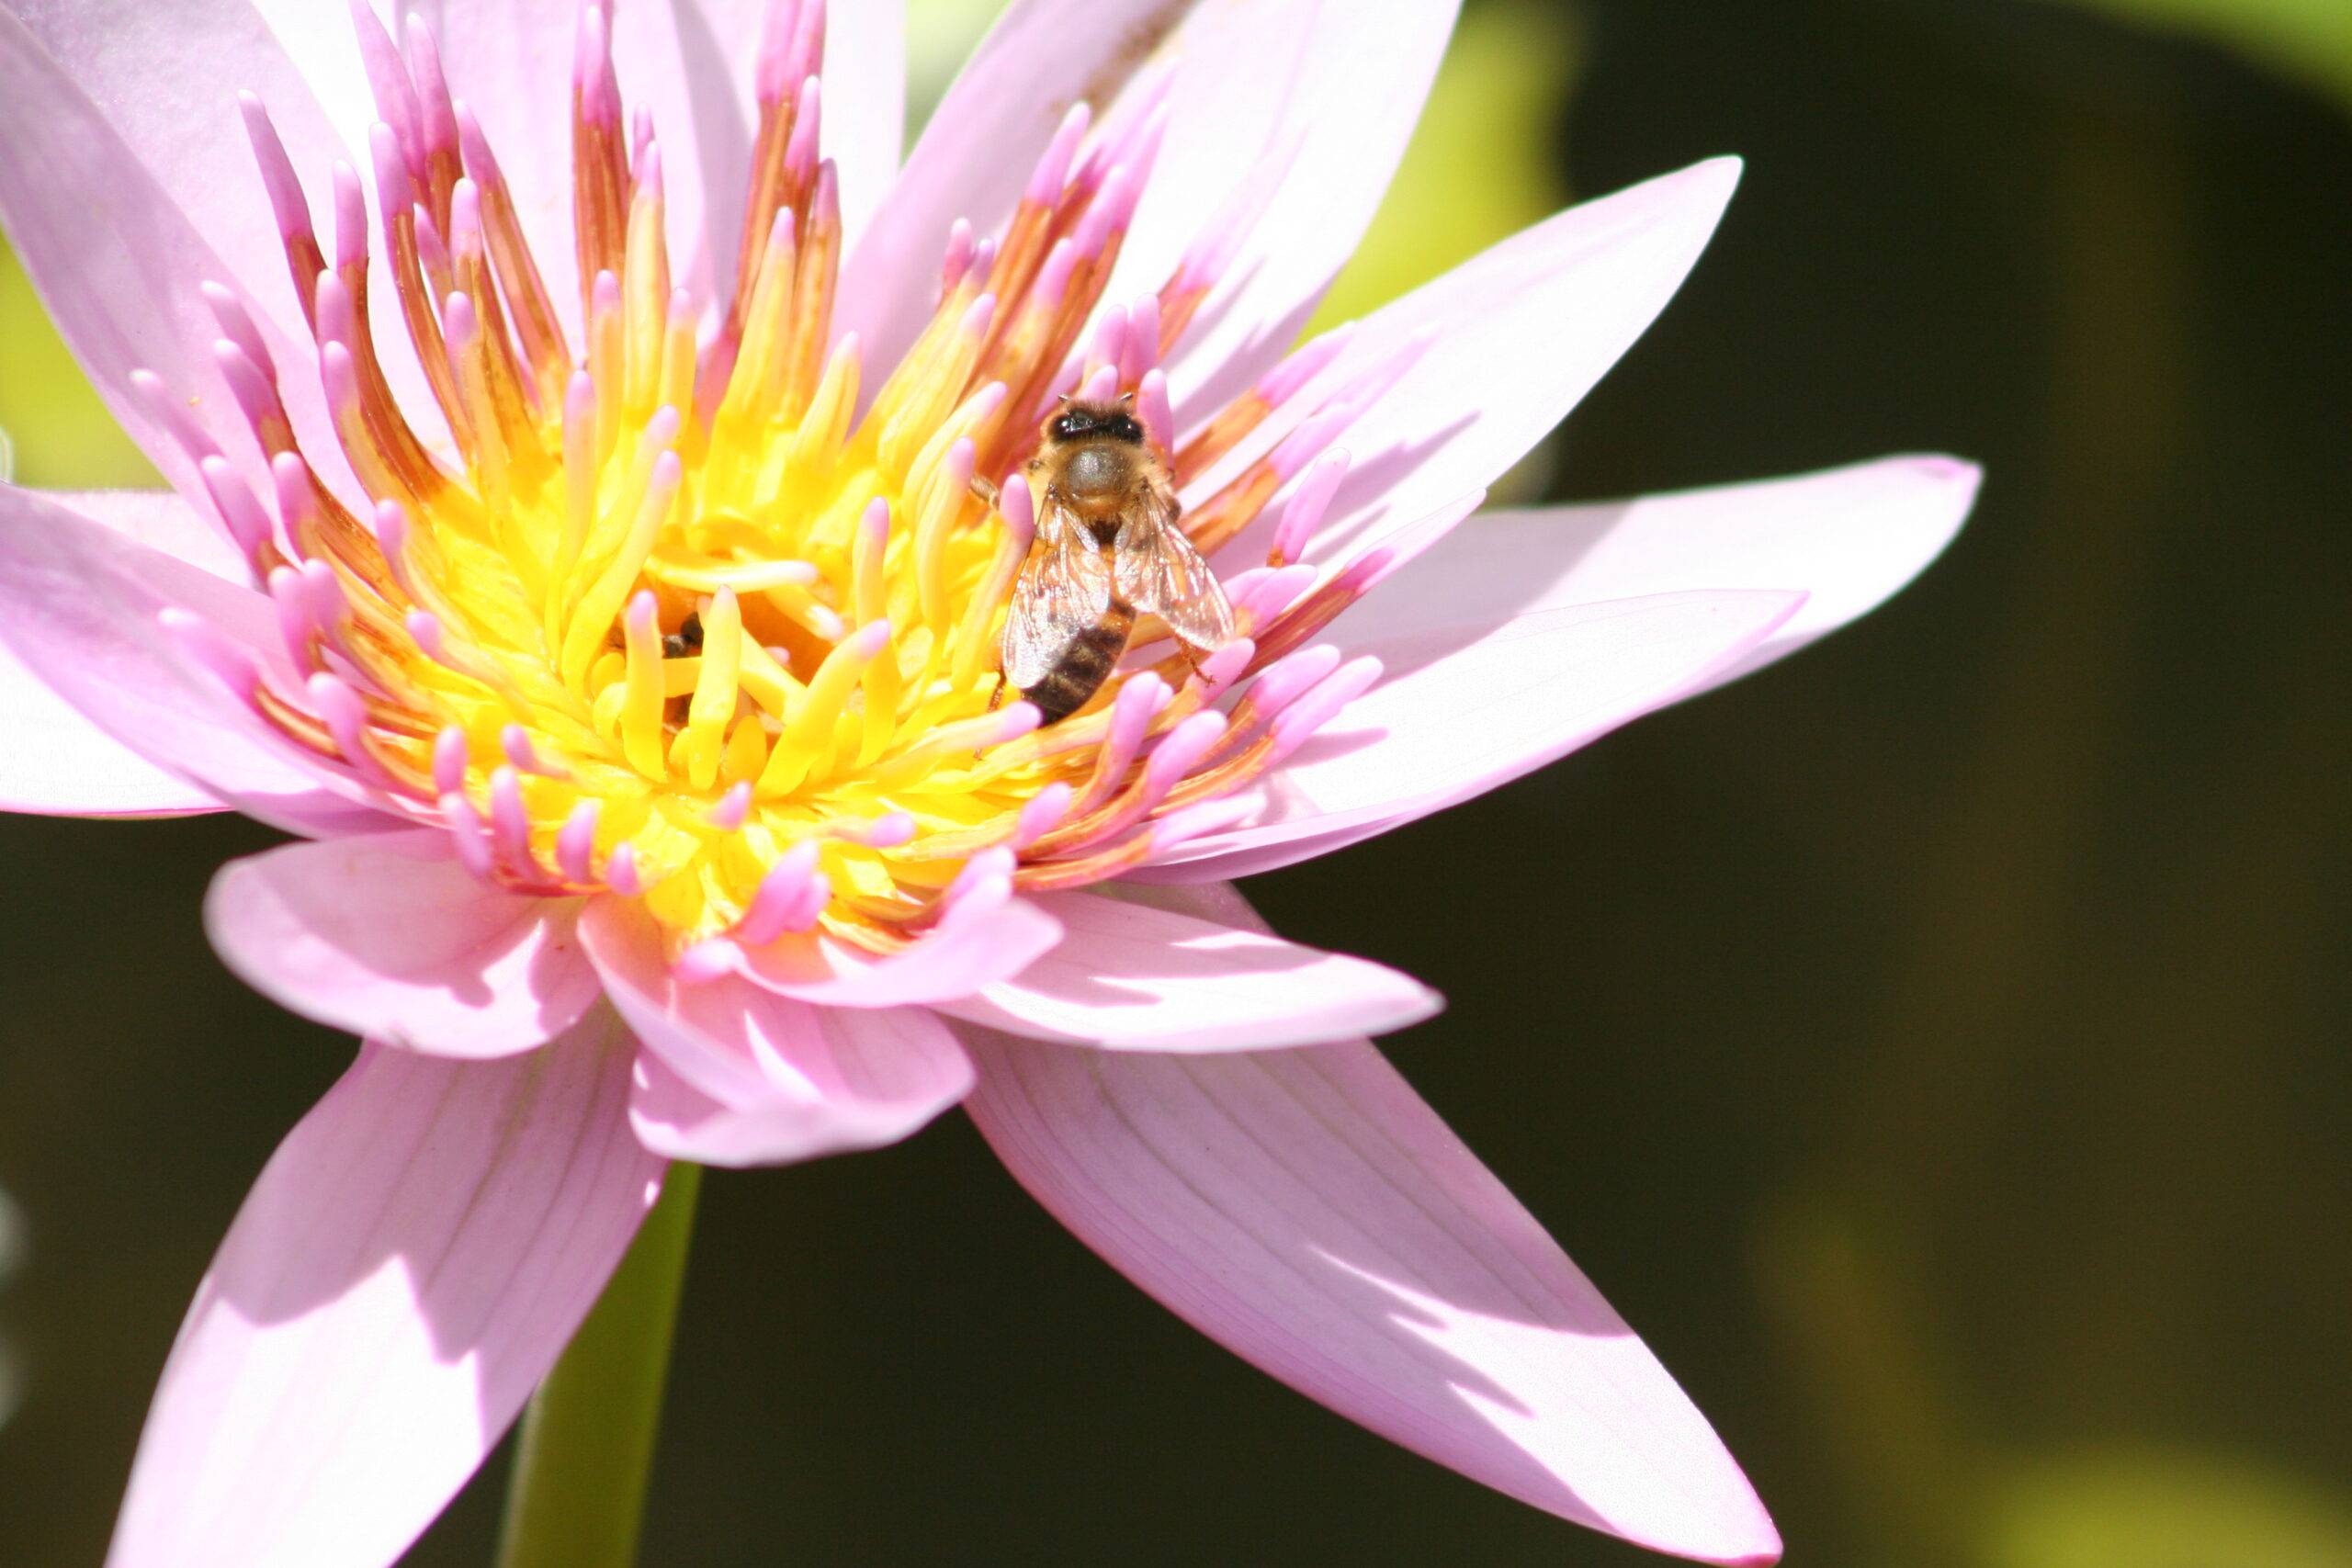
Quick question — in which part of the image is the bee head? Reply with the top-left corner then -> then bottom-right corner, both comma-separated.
1045,394 -> 1146,449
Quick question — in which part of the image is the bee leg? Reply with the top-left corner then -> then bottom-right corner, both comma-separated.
988,673 -> 1008,711
967,474 -> 1001,509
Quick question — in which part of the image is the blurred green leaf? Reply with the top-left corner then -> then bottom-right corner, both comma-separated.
0,243 -> 157,489
1988,1448 -> 2352,1568
2040,0 -> 2352,111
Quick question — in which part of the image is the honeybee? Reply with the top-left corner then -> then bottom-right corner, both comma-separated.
997,393 -> 1236,724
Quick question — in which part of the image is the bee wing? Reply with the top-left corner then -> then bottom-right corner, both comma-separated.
1115,484 -> 1237,653
1001,497 -> 1114,689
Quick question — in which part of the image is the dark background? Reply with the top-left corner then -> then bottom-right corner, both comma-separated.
4,1 -> 2348,1563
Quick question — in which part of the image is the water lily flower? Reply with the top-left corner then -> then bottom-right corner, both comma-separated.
0,1 -> 1977,1564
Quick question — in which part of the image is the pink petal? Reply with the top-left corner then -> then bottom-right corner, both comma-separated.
841,0 -> 1457,397
0,484 -> 396,837
6,0 -> 356,362
1144,589 -> 1805,882
1208,159 -> 1744,558
206,831 -> 601,1058
0,490 -> 265,817
941,886 -> 1441,1051
1455,457 -> 1983,691
0,12 -> 335,500
107,1021 -> 664,1568
958,885 -> 1776,1564
727,897 -> 1067,1009
580,897 -> 976,1167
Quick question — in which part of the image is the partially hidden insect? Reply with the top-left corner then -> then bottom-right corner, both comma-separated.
995,393 -> 1237,725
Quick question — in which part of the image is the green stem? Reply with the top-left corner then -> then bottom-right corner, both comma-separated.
495,1160 -> 703,1568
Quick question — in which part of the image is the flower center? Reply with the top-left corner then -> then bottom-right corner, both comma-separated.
167,1 -> 1414,956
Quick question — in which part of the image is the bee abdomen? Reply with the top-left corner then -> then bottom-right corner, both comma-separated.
1023,600 -> 1136,724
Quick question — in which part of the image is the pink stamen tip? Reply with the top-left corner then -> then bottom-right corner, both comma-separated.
202,284 -> 275,387
1145,712 -> 1227,793
859,494 -> 891,548
1259,323 -> 1356,408
350,0 -> 424,175
957,290 -> 997,342
1033,241 -> 1077,311
1070,164 -> 1136,259
605,839 -> 644,896
331,161 -> 369,273
307,670 -> 376,768
404,610 -> 449,663
501,724 -> 545,774
673,939 -> 741,985
268,567 -> 318,665
1270,448 -> 1351,563
442,289 -> 481,353
1010,783 -> 1073,850
1247,643 -> 1344,720
299,559 -> 347,634
238,94 -> 316,247
433,726 -> 469,796
574,5 -> 619,128
847,618 -> 893,659
707,781 -> 753,831
939,218 -> 975,293
449,179 -> 484,254
998,471 -> 1035,536
1105,671 -> 1170,756
1088,305 -> 1128,375
592,268 -> 623,321
317,341 -> 362,421
453,101 -> 503,185
944,437 -> 977,491
735,840 -> 827,945
1137,369 -> 1175,454
129,369 -> 222,467
1195,637 -> 1255,692
782,75 -> 823,179
565,368 -> 598,431
645,403 -> 684,451
810,159 -> 841,225
197,456 -> 273,561
371,497 -> 411,563
488,765 -> 532,861
213,340 -> 281,438
320,342 -> 363,419
624,589 -> 659,637
270,453 -> 320,535
1148,791 -> 1265,852
313,270 -> 358,350
1269,656 -> 1382,762
633,140 -> 664,203
666,287 -> 695,332
943,845 -> 1016,906
1079,365 -> 1119,403
368,122 -> 413,220
630,107 -> 656,178
1026,102 -> 1091,208
160,608 -> 259,703
989,702 -> 1044,748
402,13 -> 459,159
848,811 -> 917,848
441,791 -> 494,879
1238,563 -> 1318,622
967,236 -> 999,283
1124,296 -> 1163,383
413,206 -> 450,276
556,799 -> 600,883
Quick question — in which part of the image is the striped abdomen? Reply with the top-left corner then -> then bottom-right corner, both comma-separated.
1021,598 -> 1136,723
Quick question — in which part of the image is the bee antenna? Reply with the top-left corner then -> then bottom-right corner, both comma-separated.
1115,389 -> 1136,406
